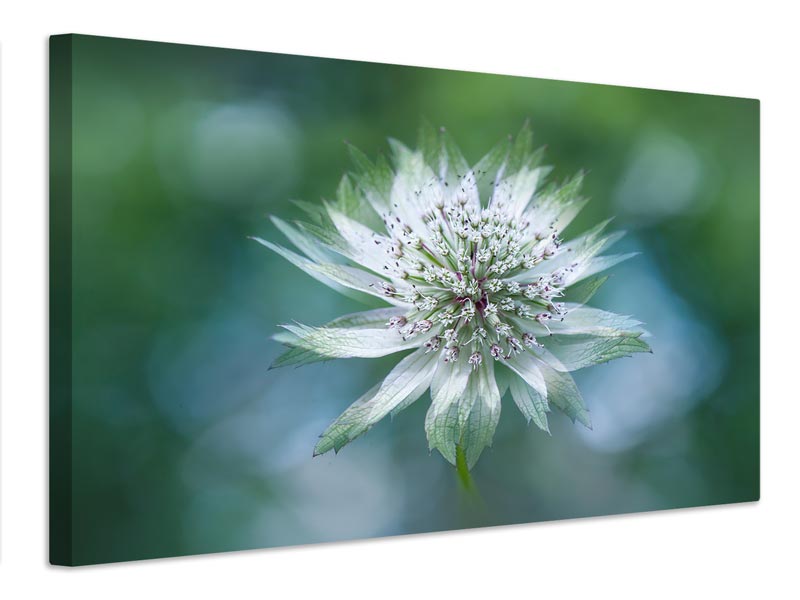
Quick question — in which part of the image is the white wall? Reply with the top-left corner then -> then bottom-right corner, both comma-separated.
1,1 -> 796,597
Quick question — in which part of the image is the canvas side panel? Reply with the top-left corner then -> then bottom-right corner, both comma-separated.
49,33 -> 74,567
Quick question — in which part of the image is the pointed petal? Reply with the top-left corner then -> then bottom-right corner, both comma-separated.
508,374 -> 550,433
314,347 -> 438,455
293,220 -> 350,256
539,363 -> 592,428
451,169 -> 481,212
472,136 -> 511,196
270,216 -> 339,264
270,343 -> 326,369
461,360 -> 501,469
313,382 -> 382,455
492,166 -> 547,219
524,171 -> 585,236
549,306 -> 645,336
566,252 -> 639,285
347,144 -> 394,216
271,308 -> 407,369
561,275 -> 609,306
388,143 -> 441,233
390,376 -> 432,417
280,322 -> 432,359
251,238 -> 408,306
334,174 -> 384,231
425,357 -> 473,464
325,205 -> 390,272
494,363 -> 513,398
435,127 -> 470,185
511,220 -> 622,283
320,307 -> 408,329
528,218 -> 618,276
504,350 -> 548,398
290,199 -> 329,224
254,234 -> 372,301
545,218 -> 614,270
417,119 -> 441,170
541,334 -> 652,371
505,120 -> 536,174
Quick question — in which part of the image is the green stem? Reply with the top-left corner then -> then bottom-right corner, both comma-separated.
455,445 -> 475,492
454,445 -> 487,519
456,445 -> 489,527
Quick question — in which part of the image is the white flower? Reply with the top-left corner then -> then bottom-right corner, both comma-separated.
254,123 -> 650,470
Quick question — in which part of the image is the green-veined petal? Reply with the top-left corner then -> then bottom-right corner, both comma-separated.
251,238 -> 408,306
504,350 -> 548,398
508,374 -> 550,433
539,362 -> 591,428
548,306 -> 645,336
314,347 -> 439,455
280,322 -> 432,359
566,252 -> 639,286
325,205 -> 390,273
460,360 -> 501,469
270,216 -> 339,264
539,334 -> 651,371
425,357 -> 473,464
271,308 -> 407,369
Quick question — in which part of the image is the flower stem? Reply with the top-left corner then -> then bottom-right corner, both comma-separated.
455,445 -> 487,519
455,444 -> 475,492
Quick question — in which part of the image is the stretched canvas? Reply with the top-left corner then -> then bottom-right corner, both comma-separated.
50,34 -> 759,566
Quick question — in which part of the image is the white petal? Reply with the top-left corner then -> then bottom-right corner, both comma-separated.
325,205 -> 391,273
449,169 -> 481,212
333,174 -> 385,231
346,145 -> 394,216
460,360 -> 501,469
524,173 -> 586,235
518,219 -> 617,282
388,142 -> 441,234
313,383 -> 382,455
494,363 -> 513,398
504,351 -> 548,398
508,375 -> 550,433
539,363 -> 591,428
425,357 -> 473,463
550,196 -> 590,234
280,322 -> 431,359
491,167 -> 542,217
270,216 -> 339,264
314,347 -> 439,455
549,306 -> 645,336
561,275 -> 608,306
390,376 -> 432,417
323,307 -> 409,329
538,334 -> 651,371
432,127 -> 470,185
271,308 -> 407,369
565,252 -> 639,286
252,238 -> 408,306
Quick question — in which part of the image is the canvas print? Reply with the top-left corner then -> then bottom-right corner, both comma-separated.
50,34 -> 759,566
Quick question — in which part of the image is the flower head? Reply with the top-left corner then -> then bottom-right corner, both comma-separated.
255,123 -> 650,470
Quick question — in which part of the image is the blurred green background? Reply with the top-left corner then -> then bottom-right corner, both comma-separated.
60,34 -> 758,565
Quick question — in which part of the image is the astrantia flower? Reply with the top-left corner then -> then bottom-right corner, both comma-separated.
254,123 -> 650,470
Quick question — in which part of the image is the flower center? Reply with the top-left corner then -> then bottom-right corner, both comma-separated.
381,185 -> 571,366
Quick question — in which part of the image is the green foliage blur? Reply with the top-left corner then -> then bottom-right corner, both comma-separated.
61,35 -> 758,565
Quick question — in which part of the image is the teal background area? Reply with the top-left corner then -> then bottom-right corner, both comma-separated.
60,35 -> 758,565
